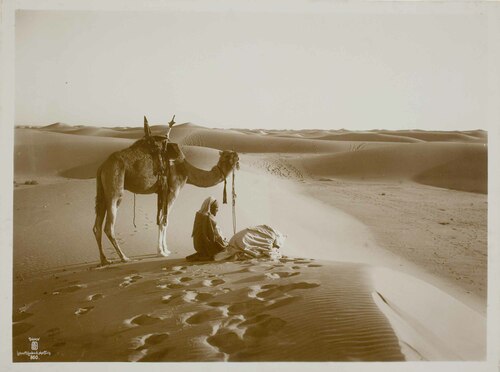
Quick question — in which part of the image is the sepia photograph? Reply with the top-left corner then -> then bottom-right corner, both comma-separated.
1,0 -> 500,370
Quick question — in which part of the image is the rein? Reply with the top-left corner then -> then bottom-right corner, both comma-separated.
232,170 -> 237,235
133,193 -> 137,228
217,164 -> 237,235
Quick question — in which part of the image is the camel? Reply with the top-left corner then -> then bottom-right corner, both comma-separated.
93,117 -> 239,265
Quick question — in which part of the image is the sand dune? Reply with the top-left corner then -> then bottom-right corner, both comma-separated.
13,164 -> 395,277
11,257 -> 444,362
233,128 -> 486,144
174,126 -> 363,153
375,129 -> 486,143
305,132 -> 425,143
295,142 -> 487,193
12,123 -> 487,361
15,129 -> 133,177
371,267 -> 485,360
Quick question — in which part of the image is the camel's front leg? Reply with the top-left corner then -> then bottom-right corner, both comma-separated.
156,186 -> 180,257
157,222 -> 171,257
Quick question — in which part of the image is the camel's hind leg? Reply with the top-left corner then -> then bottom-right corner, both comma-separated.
101,157 -> 130,263
94,168 -> 110,265
93,203 -> 109,265
104,196 -> 130,263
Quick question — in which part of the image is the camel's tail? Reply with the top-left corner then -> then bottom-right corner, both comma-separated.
95,167 -> 106,216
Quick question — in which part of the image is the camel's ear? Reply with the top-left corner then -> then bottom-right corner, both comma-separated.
144,116 -> 152,138
168,114 -> 176,128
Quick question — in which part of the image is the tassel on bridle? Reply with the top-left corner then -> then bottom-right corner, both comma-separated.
223,178 -> 228,204
218,165 -> 228,204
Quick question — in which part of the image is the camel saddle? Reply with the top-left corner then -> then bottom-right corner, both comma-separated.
145,141 -> 183,226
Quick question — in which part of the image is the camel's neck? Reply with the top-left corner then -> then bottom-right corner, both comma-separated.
183,160 -> 229,188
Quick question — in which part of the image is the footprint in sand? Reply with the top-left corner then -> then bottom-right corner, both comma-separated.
120,275 -> 143,288
161,294 -> 182,304
125,314 -> 163,327
265,271 -> 300,280
184,309 -> 224,325
179,277 -> 193,283
203,278 -> 225,287
137,348 -> 173,362
161,294 -> 173,304
133,333 -> 170,351
207,316 -> 287,356
75,306 -> 94,316
52,284 -> 87,295
307,264 -> 323,268
182,291 -> 198,303
247,285 -> 264,299
207,331 -> 246,355
86,293 -> 105,301
18,301 -> 39,313
181,290 -> 215,303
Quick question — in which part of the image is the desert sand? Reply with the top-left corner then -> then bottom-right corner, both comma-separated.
12,123 -> 487,362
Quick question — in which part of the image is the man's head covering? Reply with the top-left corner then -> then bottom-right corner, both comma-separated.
198,197 -> 218,215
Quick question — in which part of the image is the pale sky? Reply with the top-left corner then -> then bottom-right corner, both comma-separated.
15,9 -> 489,130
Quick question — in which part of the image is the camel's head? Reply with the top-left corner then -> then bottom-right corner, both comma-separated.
218,150 -> 240,173
139,115 -> 177,153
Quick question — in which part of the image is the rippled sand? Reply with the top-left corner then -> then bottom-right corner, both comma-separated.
13,258 -> 406,362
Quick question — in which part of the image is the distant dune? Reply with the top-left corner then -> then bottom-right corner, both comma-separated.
18,125 -> 487,193
15,129 -> 134,177
294,142 -> 487,194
